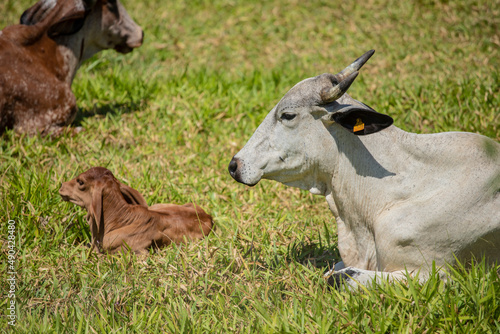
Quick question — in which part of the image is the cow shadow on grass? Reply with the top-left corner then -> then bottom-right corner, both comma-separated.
285,238 -> 341,269
240,237 -> 341,272
73,101 -> 142,127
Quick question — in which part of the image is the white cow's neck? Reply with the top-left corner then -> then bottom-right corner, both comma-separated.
325,125 -> 415,269
329,126 -> 407,221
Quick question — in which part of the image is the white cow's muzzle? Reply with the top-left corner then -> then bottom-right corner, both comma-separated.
228,156 -> 263,186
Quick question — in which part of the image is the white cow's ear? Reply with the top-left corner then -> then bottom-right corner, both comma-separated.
310,106 -> 333,124
330,104 -> 393,135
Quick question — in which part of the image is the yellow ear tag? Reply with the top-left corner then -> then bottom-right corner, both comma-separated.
353,118 -> 365,132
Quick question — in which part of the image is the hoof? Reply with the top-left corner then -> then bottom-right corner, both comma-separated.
326,268 -> 359,290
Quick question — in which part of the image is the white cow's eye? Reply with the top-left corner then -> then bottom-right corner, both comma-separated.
281,113 -> 297,121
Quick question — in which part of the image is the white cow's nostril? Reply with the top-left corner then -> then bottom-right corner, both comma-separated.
228,158 -> 239,178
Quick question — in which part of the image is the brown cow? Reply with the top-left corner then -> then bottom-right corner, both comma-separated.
0,0 -> 143,135
59,167 -> 214,254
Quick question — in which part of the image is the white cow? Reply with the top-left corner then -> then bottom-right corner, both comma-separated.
228,50 -> 500,289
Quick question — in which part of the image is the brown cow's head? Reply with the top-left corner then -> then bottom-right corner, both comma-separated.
21,0 -> 143,58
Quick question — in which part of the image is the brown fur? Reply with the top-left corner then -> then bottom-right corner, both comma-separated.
0,0 -> 143,135
59,167 -> 214,254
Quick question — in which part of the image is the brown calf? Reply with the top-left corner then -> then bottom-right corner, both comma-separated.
59,167 -> 214,254
0,0 -> 143,135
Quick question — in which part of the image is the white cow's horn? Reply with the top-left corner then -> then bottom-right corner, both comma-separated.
321,49 -> 375,103
321,71 -> 359,103
338,49 -> 375,81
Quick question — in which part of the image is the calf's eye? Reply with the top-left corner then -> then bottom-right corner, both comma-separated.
77,179 -> 84,186
281,113 -> 297,121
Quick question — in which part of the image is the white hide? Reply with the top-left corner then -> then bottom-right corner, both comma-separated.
230,73 -> 500,289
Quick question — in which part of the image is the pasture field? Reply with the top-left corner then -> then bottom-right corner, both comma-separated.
1,0 -> 499,332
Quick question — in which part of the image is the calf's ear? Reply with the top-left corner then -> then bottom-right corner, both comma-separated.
119,183 -> 148,207
89,182 -> 104,250
47,11 -> 87,38
331,104 -> 393,135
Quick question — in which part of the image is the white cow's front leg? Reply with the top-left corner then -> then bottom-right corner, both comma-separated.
324,267 -> 410,290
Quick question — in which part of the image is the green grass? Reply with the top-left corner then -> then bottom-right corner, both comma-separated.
1,0 -> 499,332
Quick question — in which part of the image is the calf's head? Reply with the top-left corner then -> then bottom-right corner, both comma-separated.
59,166 -> 148,246
59,167 -> 147,210
60,167 -> 146,221
228,50 -> 393,194
21,0 -> 143,59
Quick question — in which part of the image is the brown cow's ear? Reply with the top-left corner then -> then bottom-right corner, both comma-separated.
21,0 -> 56,25
119,183 -> 148,207
47,11 -> 87,38
331,105 -> 393,135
